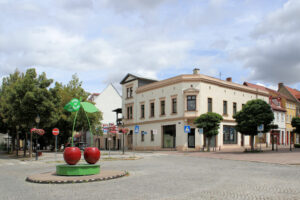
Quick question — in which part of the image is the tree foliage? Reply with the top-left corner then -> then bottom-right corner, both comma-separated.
233,99 -> 274,150
292,117 -> 300,134
194,112 -> 223,151
0,69 -> 102,153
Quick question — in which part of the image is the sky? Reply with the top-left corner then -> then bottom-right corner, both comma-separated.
1,0 -> 300,93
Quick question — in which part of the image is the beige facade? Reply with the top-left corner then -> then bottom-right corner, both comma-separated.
121,72 -> 269,151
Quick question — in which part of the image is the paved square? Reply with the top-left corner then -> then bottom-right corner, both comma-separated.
1,151 -> 300,200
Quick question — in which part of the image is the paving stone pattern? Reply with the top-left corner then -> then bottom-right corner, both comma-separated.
0,152 -> 300,200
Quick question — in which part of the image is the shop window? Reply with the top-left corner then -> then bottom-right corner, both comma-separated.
223,125 -> 237,144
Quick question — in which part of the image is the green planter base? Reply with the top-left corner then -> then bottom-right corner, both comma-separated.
56,164 -> 100,176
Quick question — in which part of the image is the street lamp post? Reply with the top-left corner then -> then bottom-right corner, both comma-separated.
35,115 -> 40,161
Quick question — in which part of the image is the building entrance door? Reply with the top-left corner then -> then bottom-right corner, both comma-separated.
188,128 -> 195,148
163,125 -> 176,148
127,131 -> 133,150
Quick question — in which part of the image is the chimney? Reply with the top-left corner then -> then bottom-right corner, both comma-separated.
278,82 -> 283,89
193,68 -> 200,75
226,77 -> 232,82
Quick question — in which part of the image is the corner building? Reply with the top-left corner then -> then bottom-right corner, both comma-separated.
121,69 -> 269,151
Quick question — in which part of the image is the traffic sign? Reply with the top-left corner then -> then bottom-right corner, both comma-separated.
52,128 -> 59,136
257,124 -> 264,132
258,133 -> 263,138
184,126 -> 191,133
134,125 -> 139,134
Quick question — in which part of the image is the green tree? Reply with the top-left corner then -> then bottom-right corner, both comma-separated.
52,74 -> 102,148
194,112 -> 223,151
233,99 -> 274,151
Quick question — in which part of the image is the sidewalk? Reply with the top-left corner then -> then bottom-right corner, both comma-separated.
163,147 -> 300,165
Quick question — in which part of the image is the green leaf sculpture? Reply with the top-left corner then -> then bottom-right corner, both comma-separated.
81,102 -> 99,113
64,98 -> 99,146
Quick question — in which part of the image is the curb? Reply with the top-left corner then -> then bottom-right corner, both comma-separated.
26,171 -> 128,184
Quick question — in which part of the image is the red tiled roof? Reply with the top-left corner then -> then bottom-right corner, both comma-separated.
88,93 -> 100,101
244,82 -> 291,100
243,82 -> 268,92
285,86 -> 300,101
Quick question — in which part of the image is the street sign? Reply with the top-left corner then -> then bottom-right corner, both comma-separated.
153,129 -> 158,135
143,131 -> 147,135
184,126 -> 191,133
134,125 -> 139,134
198,128 -> 203,134
258,133 -> 263,138
257,124 -> 264,132
52,128 -> 59,136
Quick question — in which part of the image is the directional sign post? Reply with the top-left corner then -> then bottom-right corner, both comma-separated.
134,125 -> 139,134
52,128 -> 59,161
257,125 -> 264,151
184,126 -> 191,133
198,128 -> 203,134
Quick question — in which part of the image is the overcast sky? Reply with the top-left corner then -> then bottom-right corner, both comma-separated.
1,0 -> 299,93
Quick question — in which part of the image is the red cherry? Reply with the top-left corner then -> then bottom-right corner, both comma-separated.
84,147 -> 100,164
63,147 -> 81,165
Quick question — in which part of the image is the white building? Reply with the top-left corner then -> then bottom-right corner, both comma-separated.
270,97 -> 286,145
87,84 -> 122,149
121,69 -> 269,151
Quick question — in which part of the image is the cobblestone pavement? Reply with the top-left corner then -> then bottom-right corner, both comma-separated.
162,148 -> 300,165
1,151 -> 300,200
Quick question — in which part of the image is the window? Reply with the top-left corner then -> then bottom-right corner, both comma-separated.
223,125 -> 237,144
141,104 -> 145,118
208,98 -> 212,112
126,88 -> 130,98
127,106 -> 133,119
233,102 -> 237,115
141,131 -> 144,142
276,113 -> 279,121
150,102 -> 155,117
281,113 -> 284,122
172,98 -> 177,114
126,87 -> 133,98
187,95 -> 196,111
151,130 -> 154,141
160,100 -> 165,116
223,101 -> 228,115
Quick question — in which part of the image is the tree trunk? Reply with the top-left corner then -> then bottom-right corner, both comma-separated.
29,131 -> 32,158
16,130 -> 19,157
251,135 -> 254,151
24,131 -> 27,157
12,135 -> 15,152
207,137 -> 211,152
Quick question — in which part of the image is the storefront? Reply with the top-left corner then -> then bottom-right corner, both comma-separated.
223,125 -> 237,144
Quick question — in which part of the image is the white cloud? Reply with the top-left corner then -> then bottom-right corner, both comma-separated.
235,0 -> 300,85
